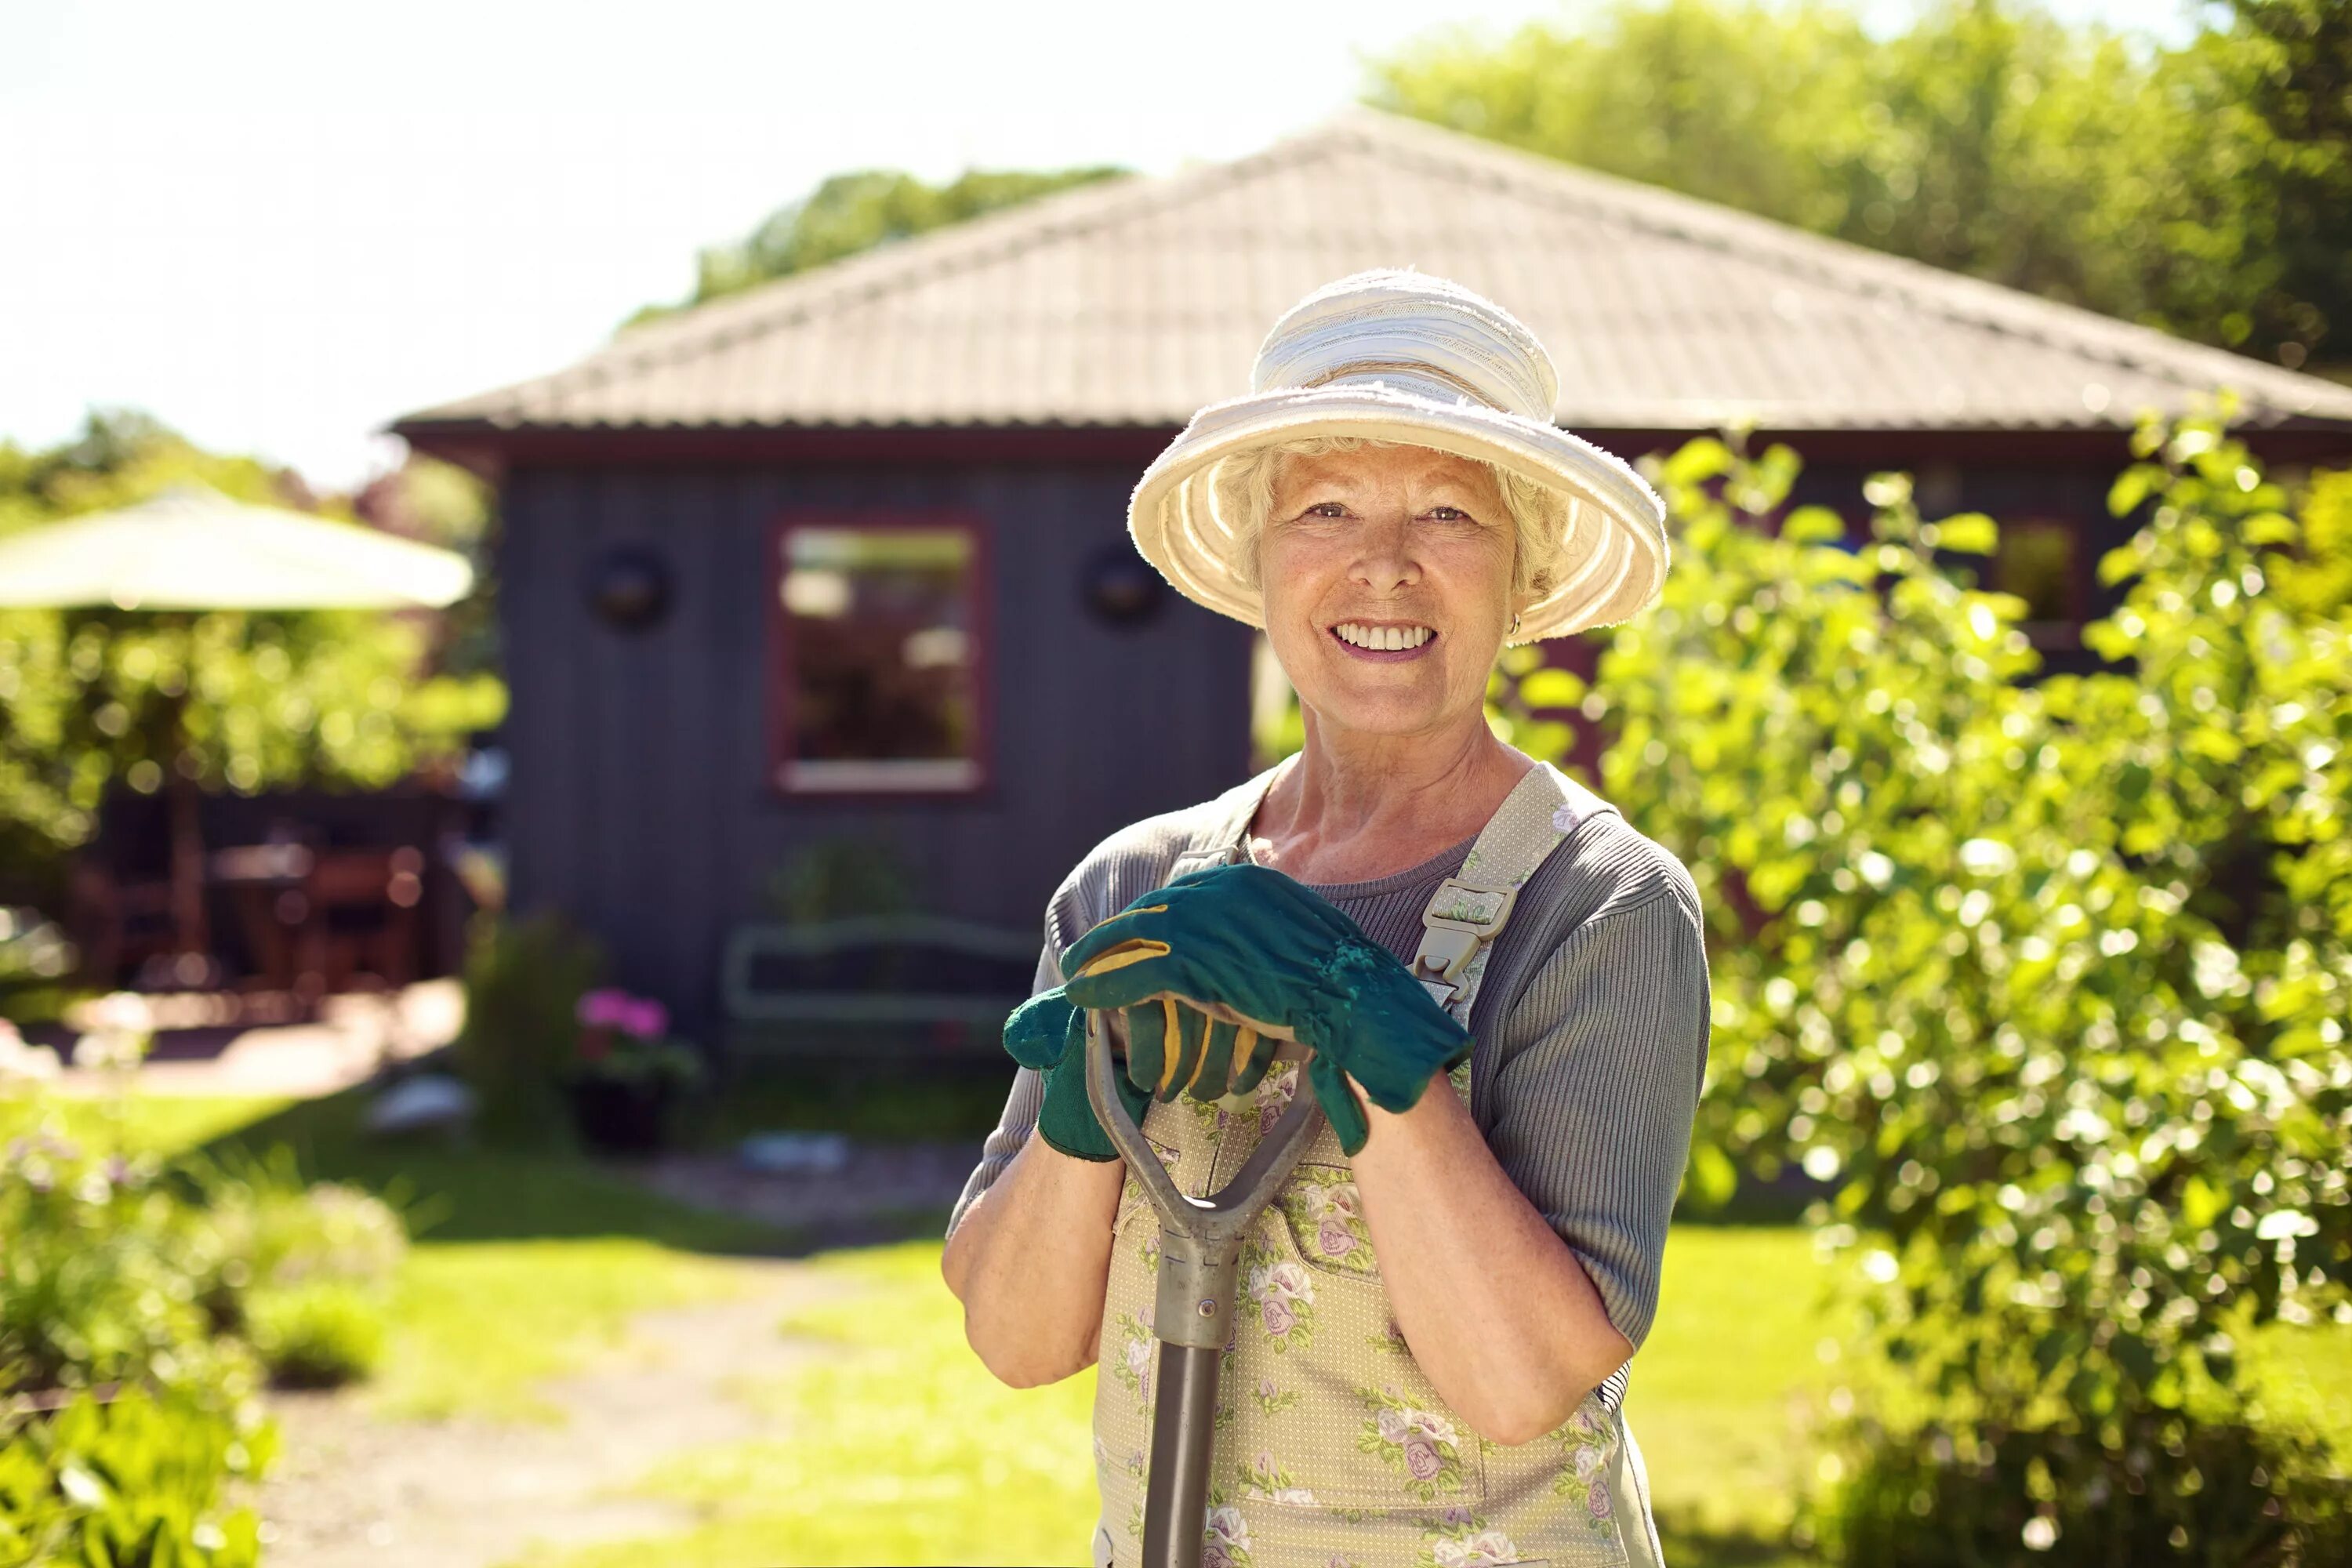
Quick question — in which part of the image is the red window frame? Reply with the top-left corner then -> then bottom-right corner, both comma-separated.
764,511 -> 995,799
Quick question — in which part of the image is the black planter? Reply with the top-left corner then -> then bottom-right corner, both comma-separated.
564,1074 -> 677,1154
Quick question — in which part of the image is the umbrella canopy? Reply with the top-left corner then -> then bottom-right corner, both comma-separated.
0,482 -> 474,609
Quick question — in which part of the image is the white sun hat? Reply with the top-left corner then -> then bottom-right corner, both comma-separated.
1127,268 -> 1669,644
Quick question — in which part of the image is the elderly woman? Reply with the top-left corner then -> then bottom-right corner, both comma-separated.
942,270 -> 1709,1568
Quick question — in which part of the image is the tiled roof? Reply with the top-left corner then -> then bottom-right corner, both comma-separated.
394,107 -> 2352,436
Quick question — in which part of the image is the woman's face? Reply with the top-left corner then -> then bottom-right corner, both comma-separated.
1257,442 -> 1526,742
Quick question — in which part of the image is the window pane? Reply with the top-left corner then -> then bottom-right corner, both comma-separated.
779,524 -> 981,790
1991,520 -> 2079,625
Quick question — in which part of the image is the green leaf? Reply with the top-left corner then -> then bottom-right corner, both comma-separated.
1683,1141 -> 1739,1210
2107,466 -> 2156,518
1933,513 -> 1998,554
1519,668 -> 1587,709
1783,505 -> 1848,544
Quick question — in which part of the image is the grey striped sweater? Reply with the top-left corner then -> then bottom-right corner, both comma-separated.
946,782 -> 1712,1399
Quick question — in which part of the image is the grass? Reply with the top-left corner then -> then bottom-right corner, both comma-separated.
13,1085 -> 808,1421
515,1223 -> 2352,1568
1639,1228 -> 1850,1566
21,1090 -> 2348,1565
514,1241 -> 1101,1568
503,1228 -> 1845,1568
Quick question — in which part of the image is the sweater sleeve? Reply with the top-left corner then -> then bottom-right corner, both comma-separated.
1480,873 -> 1711,1356
943,940 -> 1060,1245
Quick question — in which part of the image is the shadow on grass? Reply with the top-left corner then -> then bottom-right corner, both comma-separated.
164,1066 -> 985,1261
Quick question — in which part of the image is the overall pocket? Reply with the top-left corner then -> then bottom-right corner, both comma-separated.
1212,1172 -> 1489,1512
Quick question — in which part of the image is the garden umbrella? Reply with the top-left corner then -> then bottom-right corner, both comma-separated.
0,482 -> 476,966
0,481 -> 473,609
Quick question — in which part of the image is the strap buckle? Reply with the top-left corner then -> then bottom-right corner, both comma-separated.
1413,876 -> 1520,986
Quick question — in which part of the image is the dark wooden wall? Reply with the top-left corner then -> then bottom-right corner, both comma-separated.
495,459 -> 1254,1040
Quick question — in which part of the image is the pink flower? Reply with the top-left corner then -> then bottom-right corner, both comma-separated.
576,988 -> 668,1039
1587,1480 -> 1613,1518
1405,1435 -> 1443,1480
1204,1548 -> 1234,1568
1317,1218 -> 1356,1258
1261,1297 -> 1294,1336
576,988 -> 631,1026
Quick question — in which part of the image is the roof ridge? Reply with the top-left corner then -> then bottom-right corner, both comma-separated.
510,123 -> 1372,413
1337,106 -> 2352,419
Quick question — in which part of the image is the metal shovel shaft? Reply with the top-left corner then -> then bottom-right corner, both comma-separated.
1084,1006 -> 1326,1568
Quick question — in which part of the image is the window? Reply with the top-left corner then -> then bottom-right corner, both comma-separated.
1988,518 -> 2084,647
768,517 -> 990,794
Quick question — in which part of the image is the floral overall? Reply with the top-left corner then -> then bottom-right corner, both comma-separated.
1086,761 -> 1665,1568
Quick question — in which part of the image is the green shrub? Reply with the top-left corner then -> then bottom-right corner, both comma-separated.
451,908 -> 605,1149
0,1383 -> 275,1568
0,1121 -> 221,1400
1531,397 -> 2350,1561
243,1281 -> 386,1390
1817,1415 -> 2352,1567
169,1142 -> 408,1341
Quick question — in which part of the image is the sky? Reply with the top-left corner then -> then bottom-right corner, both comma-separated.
2,0 -> 2213,490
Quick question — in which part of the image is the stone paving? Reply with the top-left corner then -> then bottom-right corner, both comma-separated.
34,978 -> 464,1099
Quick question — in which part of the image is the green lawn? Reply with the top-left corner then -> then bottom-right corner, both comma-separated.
24,1092 -> 2348,1566
515,1229 -> 1845,1568
22,1088 -> 804,1421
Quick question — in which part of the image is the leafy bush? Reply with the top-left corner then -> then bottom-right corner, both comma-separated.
1817,1415 -> 2351,1566
1541,397 -> 2350,1561
163,1142 -> 407,1383
0,1123 -> 227,1401
451,907 -> 605,1149
0,1383 -> 275,1568
2,1093 -> 406,1406
242,1282 -> 387,1390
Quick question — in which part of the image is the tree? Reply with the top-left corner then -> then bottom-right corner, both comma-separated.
1370,0 -> 2352,375
625,165 -> 1128,329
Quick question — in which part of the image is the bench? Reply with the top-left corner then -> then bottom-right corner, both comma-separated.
717,914 -> 1041,1068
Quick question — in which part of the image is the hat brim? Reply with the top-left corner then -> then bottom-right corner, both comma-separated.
1127,382 -> 1668,644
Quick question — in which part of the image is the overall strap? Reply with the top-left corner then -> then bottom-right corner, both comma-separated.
1413,758 -> 1636,1417
1413,760 -> 1616,1028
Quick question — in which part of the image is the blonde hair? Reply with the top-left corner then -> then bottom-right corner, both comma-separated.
1211,435 -> 1570,601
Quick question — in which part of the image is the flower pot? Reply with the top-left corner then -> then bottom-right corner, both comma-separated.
564,1073 -> 676,1155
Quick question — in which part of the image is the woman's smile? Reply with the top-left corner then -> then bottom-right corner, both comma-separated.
1329,619 -> 1439,661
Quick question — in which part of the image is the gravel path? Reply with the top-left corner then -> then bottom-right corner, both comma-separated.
237,1258 -> 851,1568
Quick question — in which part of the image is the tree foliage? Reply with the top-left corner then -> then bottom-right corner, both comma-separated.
1372,0 -> 2352,373
626,165 -> 1128,329
1537,401 -> 2351,1557
0,412 -> 503,895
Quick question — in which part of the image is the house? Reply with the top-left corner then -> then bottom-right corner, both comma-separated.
391,107 -> 2352,1044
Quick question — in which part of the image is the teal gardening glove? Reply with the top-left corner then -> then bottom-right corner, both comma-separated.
1001,985 -> 1153,1162
1058,862 -> 1474,1156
